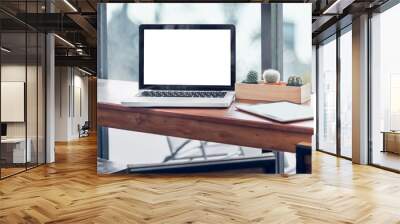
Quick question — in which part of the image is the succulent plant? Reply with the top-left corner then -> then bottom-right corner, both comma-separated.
287,76 -> 303,87
262,69 -> 280,83
243,70 -> 258,84
295,77 -> 303,86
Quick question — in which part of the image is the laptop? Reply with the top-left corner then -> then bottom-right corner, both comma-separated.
122,24 -> 236,108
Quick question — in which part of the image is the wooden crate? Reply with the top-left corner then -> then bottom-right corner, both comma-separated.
235,82 -> 311,104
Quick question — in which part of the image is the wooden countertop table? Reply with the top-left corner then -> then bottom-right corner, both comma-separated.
97,79 -> 314,174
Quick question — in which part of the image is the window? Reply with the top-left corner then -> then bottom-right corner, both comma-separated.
283,4 -> 312,83
316,25 -> 353,159
339,29 -> 352,158
370,3 -> 400,171
317,37 -> 337,155
104,3 -> 261,82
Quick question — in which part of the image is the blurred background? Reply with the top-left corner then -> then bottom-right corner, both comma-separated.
97,3 -> 312,174
101,3 -> 311,83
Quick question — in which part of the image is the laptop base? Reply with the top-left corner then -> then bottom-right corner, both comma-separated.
122,92 -> 235,108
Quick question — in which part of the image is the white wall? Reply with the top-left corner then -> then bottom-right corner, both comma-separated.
1,65 -> 26,142
1,82 -> 25,122
55,67 -> 69,141
55,67 -> 89,141
72,74 -> 89,138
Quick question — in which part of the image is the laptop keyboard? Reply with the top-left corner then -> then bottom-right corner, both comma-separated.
140,90 -> 227,98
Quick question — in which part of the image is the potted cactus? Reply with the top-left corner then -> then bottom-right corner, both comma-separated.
262,69 -> 280,84
235,73 -> 311,104
242,70 -> 259,84
287,76 -> 303,87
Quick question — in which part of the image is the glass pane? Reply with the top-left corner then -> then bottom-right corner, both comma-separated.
282,4 -> 312,173
318,38 -> 337,154
102,128 -> 271,174
27,31 -> 38,168
371,4 -> 400,171
1,31 -> 27,177
104,3 -> 261,82
25,0 -> 38,169
283,4 -> 312,83
340,30 -> 352,158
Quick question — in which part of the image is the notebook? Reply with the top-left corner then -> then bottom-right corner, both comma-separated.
236,101 -> 313,123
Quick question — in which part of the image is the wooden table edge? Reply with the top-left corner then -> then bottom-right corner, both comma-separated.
98,102 -> 314,135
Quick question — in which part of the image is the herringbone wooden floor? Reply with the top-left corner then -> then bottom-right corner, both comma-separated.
1,135 -> 400,224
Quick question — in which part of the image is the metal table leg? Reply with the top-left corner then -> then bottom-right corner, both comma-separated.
296,143 -> 312,174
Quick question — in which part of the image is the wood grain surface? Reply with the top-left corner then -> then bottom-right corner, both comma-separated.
98,101 -> 313,153
235,83 -> 311,104
1,135 -> 400,223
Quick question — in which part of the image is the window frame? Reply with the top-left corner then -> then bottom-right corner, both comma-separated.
315,24 -> 352,160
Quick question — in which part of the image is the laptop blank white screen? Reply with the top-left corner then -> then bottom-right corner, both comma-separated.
143,29 -> 231,86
